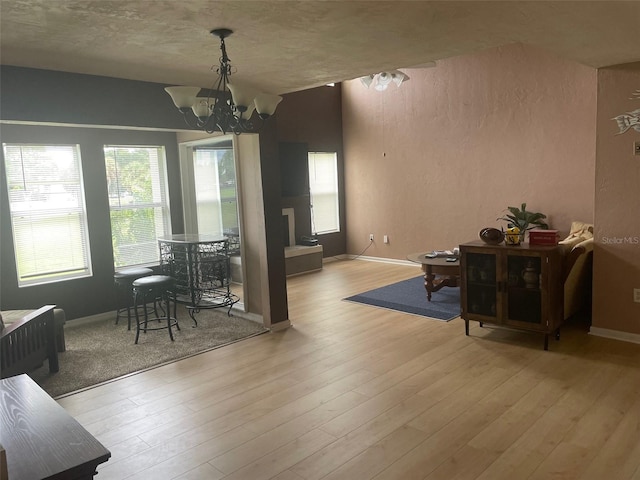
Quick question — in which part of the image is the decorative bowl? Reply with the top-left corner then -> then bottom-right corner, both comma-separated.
479,227 -> 505,245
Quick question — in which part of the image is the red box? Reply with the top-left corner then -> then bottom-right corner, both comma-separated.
528,229 -> 559,246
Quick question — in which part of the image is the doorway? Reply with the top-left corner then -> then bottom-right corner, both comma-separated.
179,136 -> 245,306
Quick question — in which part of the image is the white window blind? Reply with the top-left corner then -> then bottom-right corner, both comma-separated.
193,147 -> 239,237
2,143 -> 92,286
104,146 -> 171,268
308,152 -> 340,234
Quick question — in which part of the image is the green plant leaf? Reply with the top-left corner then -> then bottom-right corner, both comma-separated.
497,202 -> 549,231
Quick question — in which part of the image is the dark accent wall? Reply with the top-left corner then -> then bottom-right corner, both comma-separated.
1,66 -> 188,130
280,142 -> 310,198
275,85 -> 346,258
0,124 -> 182,320
279,141 -> 313,243
0,67 -> 186,319
258,123 -> 289,325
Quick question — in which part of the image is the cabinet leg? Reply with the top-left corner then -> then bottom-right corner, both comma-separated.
465,319 -> 469,336
479,322 -> 483,328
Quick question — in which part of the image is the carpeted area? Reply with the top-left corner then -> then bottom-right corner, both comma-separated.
344,276 -> 461,321
28,305 -> 267,398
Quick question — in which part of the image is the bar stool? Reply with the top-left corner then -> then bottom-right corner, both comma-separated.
132,275 -> 180,344
113,267 -> 154,330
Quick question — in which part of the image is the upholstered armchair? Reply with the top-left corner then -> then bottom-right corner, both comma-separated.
560,221 -> 594,321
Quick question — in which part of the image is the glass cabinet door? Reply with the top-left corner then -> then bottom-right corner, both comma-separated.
505,254 -> 542,326
465,252 -> 498,319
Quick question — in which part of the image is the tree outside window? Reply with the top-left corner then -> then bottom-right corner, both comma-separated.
104,146 -> 171,267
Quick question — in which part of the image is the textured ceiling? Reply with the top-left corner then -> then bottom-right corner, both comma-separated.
1,1 -> 639,95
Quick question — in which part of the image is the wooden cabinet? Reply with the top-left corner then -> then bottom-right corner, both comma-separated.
460,240 -> 565,350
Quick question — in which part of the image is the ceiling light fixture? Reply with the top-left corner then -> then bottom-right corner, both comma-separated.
359,70 -> 410,91
165,28 -> 282,135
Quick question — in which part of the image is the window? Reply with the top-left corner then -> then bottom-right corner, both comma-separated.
104,146 -> 171,268
2,143 -> 92,286
192,146 -> 239,237
308,152 -> 340,234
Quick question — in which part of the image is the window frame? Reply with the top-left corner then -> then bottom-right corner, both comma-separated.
104,145 -> 172,268
308,151 -> 340,235
2,142 -> 93,287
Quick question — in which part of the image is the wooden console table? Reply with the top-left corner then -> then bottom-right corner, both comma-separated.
0,374 -> 111,479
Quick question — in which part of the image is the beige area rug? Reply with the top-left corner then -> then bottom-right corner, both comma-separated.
29,305 -> 267,398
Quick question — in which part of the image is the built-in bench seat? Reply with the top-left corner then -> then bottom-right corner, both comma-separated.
285,244 -> 323,276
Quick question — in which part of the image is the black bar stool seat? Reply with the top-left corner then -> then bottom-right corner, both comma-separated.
132,275 -> 179,344
114,267 -> 154,330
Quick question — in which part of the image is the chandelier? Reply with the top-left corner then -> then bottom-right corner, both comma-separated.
165,28 -> 282,135
359,70 -> 410,91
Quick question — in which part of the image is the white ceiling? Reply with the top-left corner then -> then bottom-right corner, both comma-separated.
1,1 -> 639,95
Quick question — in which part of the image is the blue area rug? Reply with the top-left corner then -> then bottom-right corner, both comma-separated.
344,276 -> 461,321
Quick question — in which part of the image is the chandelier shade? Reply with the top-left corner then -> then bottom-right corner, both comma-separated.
359,70 -> 410,91
359,74 -> 375,88
191,97 -> 212,118
227,83 -> 255,112
255,93 -> 283,119
165,29 -> 282,134
164,86 -> 201,109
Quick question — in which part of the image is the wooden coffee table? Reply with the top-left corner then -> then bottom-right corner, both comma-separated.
407,252 -> 461,301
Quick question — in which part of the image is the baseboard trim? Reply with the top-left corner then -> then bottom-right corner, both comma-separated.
322,256 -> 341,264
340,254 -> 416,266
589,327 -> 640,345
68,302 -> 265,327
269,319 -> 291,332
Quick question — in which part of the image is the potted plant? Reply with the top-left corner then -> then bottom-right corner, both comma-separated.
497,203 -> 549,243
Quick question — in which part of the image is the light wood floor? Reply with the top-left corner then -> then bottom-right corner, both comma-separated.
58,259 -> 640,480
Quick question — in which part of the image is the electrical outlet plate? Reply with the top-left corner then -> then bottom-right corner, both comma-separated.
383,235 -> 389,244
634,288 -> 640,303
635,141 -> 640,156
369,234 -> 374,241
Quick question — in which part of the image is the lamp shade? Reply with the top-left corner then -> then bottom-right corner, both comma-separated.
391,71 -> 409,87
254,93 -> 283,118
228,83 -> 257,112
360,75 -> 375,88
191,98 -> 212,118
375,72 -> 393,91
243,102 -> 256,119
165,86 -> 201,109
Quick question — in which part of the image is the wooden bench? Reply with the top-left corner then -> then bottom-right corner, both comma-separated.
1,306 -> 61,379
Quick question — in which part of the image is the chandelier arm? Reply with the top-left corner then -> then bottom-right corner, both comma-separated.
178,110 -> 201,130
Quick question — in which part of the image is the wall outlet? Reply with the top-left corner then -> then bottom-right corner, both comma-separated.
383,235 -> 389,244
634,141 -> 640,156
369,233 -> 374,242
634,288 -> 640,303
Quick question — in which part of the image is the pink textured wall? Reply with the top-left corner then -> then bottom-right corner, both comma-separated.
342,43 -> 596,259
593,63 -> 640,334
